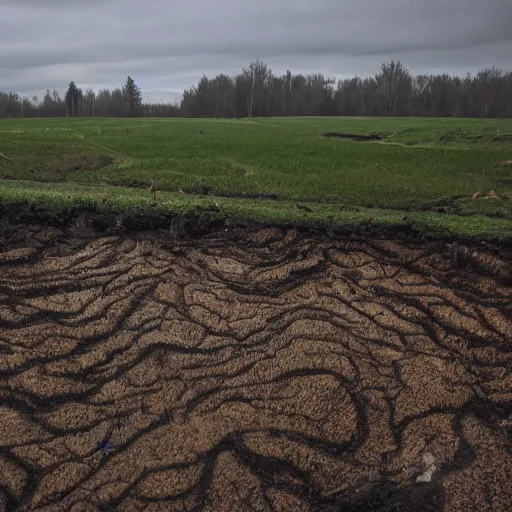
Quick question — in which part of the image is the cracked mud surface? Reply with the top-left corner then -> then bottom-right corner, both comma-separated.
0,226 -> 511,511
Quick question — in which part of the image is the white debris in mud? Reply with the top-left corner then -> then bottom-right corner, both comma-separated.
416,453 -> 436,483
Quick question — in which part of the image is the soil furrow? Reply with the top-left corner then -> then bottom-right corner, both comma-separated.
0,227 -> 511,511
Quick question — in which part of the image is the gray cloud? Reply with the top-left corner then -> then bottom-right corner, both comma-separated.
1,0 -> 511,102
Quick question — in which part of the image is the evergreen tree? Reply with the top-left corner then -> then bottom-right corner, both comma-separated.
122,76 -> 142,117
65,82 -> 79,117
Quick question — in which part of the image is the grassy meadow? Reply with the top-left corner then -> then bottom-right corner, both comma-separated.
0,116 -> 511,239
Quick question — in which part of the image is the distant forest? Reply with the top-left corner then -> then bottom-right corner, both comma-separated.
1,61 -> 512,119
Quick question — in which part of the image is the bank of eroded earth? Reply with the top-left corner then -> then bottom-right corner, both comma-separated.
0,223 -> 511,511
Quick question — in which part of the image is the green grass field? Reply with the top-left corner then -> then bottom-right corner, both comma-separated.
0,116 -> 511,239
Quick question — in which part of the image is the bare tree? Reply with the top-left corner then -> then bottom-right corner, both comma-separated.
375,61 -> 411,117
476,67 -> 502,117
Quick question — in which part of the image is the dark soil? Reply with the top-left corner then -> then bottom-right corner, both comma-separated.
1,203 -> 512,251
322,132 -> 382,141
216,191 -> 280,201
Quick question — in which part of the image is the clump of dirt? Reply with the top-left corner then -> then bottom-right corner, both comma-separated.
0,228 -> 510,511
50,153 -> 114,173
323,132 -> 382,141
472,190 -> 509,200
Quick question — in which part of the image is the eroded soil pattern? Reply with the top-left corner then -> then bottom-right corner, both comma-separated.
0,228 -> 511,511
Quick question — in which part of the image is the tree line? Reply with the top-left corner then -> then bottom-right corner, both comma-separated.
181,61 -> 512,118
0,76 -> 164,119
1,61 -> 511,118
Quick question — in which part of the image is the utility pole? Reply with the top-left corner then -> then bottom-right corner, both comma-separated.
249,66 -> 255,118
20,97 -> 24,118
93,93 -> 95,118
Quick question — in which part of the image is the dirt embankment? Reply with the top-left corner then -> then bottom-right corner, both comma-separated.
0,225 -> 511,511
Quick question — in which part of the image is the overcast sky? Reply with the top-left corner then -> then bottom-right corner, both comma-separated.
1,0 -> 512,103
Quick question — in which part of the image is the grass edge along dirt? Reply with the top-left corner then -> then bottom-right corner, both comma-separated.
1,179 -> 512,243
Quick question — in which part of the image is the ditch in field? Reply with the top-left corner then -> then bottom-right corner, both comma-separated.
322,132 -> 383,141
0,221 -> 510,511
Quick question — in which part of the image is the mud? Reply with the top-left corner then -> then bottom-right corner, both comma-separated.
322,132 -> 382,141
0,225 -> 511,511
